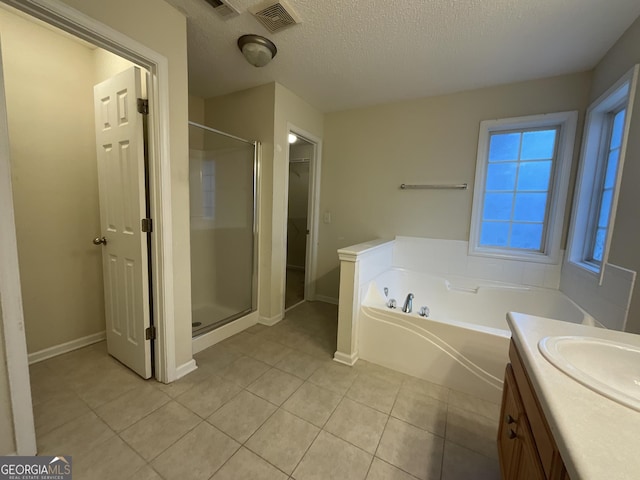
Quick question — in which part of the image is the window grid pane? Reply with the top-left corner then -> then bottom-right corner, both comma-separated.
588,107 -> 626,264
480,127 -> 558,252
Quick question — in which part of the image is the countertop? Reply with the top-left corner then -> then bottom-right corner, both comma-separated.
507,313 -> 640,480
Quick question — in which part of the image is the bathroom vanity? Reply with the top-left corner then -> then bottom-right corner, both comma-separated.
500,313 -> 640,480
498,341 -> 569,479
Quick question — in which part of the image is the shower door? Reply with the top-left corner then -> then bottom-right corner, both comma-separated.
189,122 -> 257,336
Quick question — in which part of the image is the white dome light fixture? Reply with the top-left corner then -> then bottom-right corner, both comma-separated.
237,34 -> 277,67
288,133 -> 298,144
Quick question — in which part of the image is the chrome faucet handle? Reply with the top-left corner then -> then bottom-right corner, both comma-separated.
384,287 -> 389,298
418,306 -> 430,317
387,298 -> 397,309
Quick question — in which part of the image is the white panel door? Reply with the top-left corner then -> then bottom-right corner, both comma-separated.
93,66 -> 151,378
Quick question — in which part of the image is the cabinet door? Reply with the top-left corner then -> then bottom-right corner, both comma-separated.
514,415 -> 546,480
498,365 -> 521,478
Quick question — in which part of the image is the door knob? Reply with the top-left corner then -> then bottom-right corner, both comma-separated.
93,236 -> 107,246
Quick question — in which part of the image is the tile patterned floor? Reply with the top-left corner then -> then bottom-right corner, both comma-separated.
30,301 -> 501,480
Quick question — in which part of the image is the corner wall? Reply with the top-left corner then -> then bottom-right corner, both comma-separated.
316,72 -> 592,300
589,15 -> 640,334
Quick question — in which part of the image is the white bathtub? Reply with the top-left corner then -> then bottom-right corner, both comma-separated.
358,268 -> 597,402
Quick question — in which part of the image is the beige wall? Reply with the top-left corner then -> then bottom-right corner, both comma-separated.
58,0 -> 192,367
2,9 -> 106,353
188,96 -> 205,152
93,48 -> 136,84
0,300 -> 16,455
317,72 -> 592,299
589,16 -> 640,334
189,95 -> 205,123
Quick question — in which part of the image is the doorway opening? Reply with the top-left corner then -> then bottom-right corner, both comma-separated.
285,132 -> 315,310
0,4 -> 154,377
0,0 -> 176,455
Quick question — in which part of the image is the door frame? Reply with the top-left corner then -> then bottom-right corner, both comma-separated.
283,124 -> 322,308
0,0 -> 177,455
0,35 -> 35,457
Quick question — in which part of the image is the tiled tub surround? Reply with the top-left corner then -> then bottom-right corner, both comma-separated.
336,237 -> 600,403
393,236 -> 565,289
560,260 -> 636,331
30,301 -> 500,480
508,313 -> 640,479
393,235 -> 635,328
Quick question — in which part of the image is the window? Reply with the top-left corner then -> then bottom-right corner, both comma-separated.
587,107 -> 626,264
470,112 -> 578,263
202,159 -> 215,219
567,66 -> 638,276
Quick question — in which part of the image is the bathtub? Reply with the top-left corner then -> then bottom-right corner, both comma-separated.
357,268 -> 597,403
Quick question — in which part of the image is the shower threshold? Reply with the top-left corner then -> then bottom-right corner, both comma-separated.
191,304 -> 253,338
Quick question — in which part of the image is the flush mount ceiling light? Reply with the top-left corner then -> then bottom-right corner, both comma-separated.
288,133 -> 298,144
237,34 -> 277,67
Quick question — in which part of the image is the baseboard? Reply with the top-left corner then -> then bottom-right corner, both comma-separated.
285,300 -> 305,312
192,311 -> 258,354
28,331 -> 106,365
175,359 -> 198,380
258,312 -> 283,326
333,350 -> 359,366
315,295 -> 339,305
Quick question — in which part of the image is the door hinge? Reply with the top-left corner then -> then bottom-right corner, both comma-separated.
137,98 -> 149,115
141,218 -> 153,233
145,325 -> 156,341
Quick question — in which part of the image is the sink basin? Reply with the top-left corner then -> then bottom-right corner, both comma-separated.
538,336 -> 640,412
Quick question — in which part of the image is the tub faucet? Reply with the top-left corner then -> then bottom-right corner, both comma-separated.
402,293 -> 414,313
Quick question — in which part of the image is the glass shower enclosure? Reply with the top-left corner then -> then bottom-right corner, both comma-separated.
189,122 -> 258,337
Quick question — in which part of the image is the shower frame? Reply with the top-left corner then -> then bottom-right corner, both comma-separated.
188,121 -> 260,337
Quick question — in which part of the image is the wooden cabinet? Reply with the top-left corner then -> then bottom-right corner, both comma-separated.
498,365 -> 521,477
497,341 -> 569,480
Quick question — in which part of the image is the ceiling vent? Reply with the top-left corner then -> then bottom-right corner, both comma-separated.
250,0 -> 301,33
205,0 -> 240,20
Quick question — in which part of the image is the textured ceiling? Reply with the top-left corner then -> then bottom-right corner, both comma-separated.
165,0 -> 640,112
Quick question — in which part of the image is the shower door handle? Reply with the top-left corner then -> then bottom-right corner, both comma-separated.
93,236 -> 107,246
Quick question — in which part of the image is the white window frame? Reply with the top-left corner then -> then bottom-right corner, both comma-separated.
566,65 -> 639,280
469,111 -> 578,264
